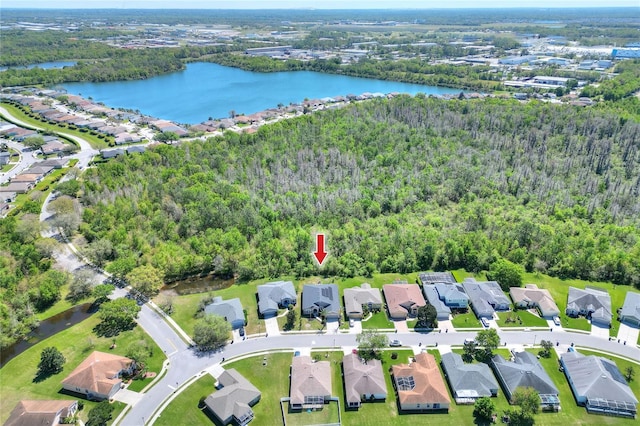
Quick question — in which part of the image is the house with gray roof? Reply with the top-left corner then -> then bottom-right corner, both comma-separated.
561,351 -> 637,418
619,292 -> 640,327
462,278 -> 510,319
290,355 -> 332,410
257,281 -> 297,318
204,368 -> 261,426
343,353 -> 387,408
343,283 -> 383,319
418,271 -> 456,286
0,151 -> 10,166
434,282 -> 469,309
301,284 -> 340,320
566,286 -> 612,327
441,352 -> 499,403
491,351 -> 560,411
204,296 -> 245,329
422,285 -> 451,321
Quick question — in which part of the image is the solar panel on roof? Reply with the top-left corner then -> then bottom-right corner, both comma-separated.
396,376 -> 415,391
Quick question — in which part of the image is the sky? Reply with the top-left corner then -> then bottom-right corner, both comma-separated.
3,0 -> 639,9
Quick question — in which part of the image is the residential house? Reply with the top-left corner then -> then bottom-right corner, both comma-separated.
4,182 -> 33,193
38,158 -> 68,168
11,173 -> 42,184
382,284 -> 426,320
301,284 -> 341,320
392,352 -> 450,412
61,351 -> 134,400
5,400 -> 78,426
343,283 -> 383,319
0,151 -> 10,166
422,285 -> 451,321
462,278 -> 511,319
491,351 -> 560,411
0,191 -> 17,202
619,292 -> 640,327
418,271 -> 457,286
560,351 -> 637,418
204,369 -> 261,426
27,165 -> 55,177
441,352 -> 499,403
434,283 -> 469,309
126,145 -> 146,154
566,287 -> 612,327
204,297 -> 245,330
257,281 -> 297,318
41,140 -> 67,155
101,148 -> 125,159
342,353 -> 387,408
289,355 -> 332,409
510,284 -> 560,318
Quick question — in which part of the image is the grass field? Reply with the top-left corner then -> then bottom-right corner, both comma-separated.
451,311 -> 482,328
0,314 -> 165,425
153,375 -> 216,426
0,102 -> 109,149
496,310 -> 549,328
361,311 -> 394,330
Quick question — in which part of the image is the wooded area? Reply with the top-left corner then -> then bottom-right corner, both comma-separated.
75,97 -> 639,286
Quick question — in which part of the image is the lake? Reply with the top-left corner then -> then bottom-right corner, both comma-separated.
61,62 -> 463,124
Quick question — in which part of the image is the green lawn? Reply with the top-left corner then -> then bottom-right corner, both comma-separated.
0,102 -> 109,149
283,400 -> 340,426
496,310 -> 549,328
0,314 -> 165,425
451,311 -> 482,328
153,375 -> 216,426
361,311 -> 394,330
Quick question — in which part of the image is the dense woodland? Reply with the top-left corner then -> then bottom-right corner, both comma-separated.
73,97 -> 640,287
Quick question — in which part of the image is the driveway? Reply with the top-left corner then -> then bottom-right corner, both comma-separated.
590,323 -> 611,339
112,388 -> 143,406
393,320 -> 409,333
264,316 -> 281,336
348,319 -> 362,334
438,319 -> 456,333
617,322 -> 639,346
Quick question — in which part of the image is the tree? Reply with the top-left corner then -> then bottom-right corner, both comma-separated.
48,196 -> 76,216
126,340 -> 152,370
503,407 -> 534,426
51,212 -> 80,236
512,386 -> 541,416
193,314 -> 231,351
86,238 -> 114,268
92,283 -> 114,305
22,136 -> 45,150
462,340 -> 477,363
416,304 -> 438,328
538,339 -> 553,358
86,401 -> 114,426
356,329 -> 388,361
624,366 -> 635,382
96,298 -> 140,337
67,269 -> 96,303
475,328 -> 500,361
126,265 -> 164,297
473,396 -> 495,422
488,258 -> 524,291
37,346 -> 65,378
285,307 -> 297,331
156,131 -> 179,143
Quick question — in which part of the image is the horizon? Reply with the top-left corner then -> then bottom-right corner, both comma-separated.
3,0 -> 639,10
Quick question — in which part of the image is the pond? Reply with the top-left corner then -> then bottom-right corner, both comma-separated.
162,274 -> 235,296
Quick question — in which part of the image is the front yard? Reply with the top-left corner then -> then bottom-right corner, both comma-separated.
496,310 -> 549,328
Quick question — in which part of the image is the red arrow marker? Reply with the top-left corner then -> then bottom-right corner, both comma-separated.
313,233 -> 328,266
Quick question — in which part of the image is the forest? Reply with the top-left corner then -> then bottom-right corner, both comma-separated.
70,97 -> 639,288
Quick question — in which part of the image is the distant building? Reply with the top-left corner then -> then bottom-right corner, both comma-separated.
498,55 -> 537,65
561,351 -> 637,418
245,46 -> 292,56
612,49 -> 640,60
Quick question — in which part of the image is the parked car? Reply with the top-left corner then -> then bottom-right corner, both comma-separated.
389,339 -> 402,347
481,318 -> 490,328
349,319 -> 355,327
239,327 -> 245,337
553,316 -> 561,326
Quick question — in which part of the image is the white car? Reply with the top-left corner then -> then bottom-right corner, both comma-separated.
349,319 -> 355,327
553,316 -> 561,326
389,339 -> 402,347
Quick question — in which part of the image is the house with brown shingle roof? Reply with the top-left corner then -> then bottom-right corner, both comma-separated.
510,284 -> 560,318
61,351 -> 134,401
392,352 -> 450,412
343,353 -> 387,408
289,355 -> 332,410
4,400 -> 78,426
383,284 -> 426,320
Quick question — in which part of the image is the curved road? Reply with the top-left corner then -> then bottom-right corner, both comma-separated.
19,104 -> 639,426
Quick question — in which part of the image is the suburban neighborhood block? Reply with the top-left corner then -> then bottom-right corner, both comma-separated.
509,284 -> 560,318
383,284 -> 426,320
204,296 -> 246,329
560,351 -> 637,418
5,400 -> 78,426
257,281 -> 297,318
566,287 -> 612,327
490,351 -> 560,411
343,283 -> 383,319
204,369 -> 261,426
301,284 -> 341,320
289,355 -> 332,410
342,352 -> 387,408
61,351 -> 134,401
441,352 -> 499,403
463,278 -> 511,319
391,352 -> 450,412
619,291 -> 640,327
